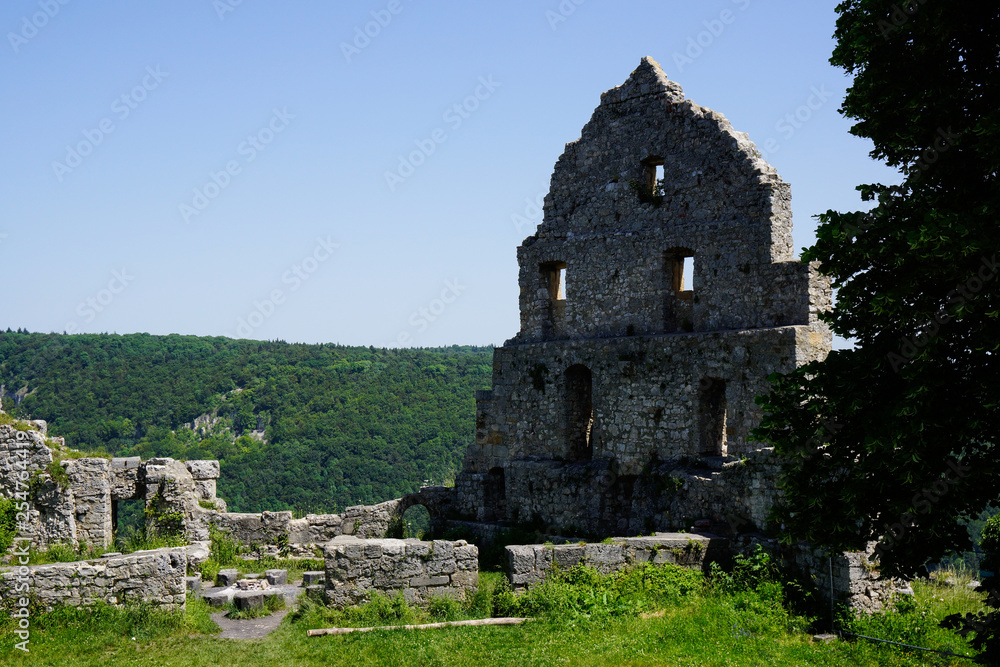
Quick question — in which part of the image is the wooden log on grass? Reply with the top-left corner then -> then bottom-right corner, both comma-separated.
307,617 -> 531,637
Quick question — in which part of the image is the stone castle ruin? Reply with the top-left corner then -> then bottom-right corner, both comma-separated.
3,59 -> 898,613
454,57 -> 831,537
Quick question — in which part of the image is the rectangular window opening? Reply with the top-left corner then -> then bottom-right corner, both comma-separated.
681,256 -> 694,292
542,262 -> 567,301
668,252 -> 694,296
698,378 -> 727,457
642,157 -> 665,192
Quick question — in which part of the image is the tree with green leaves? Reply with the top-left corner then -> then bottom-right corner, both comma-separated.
754,0 -> 999,580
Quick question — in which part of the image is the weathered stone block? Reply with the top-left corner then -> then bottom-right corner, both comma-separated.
203,591 -> 231,607
406,541 -> 431,558
216,569 -> 240,587
234,590 -> 264,611
325,538 -> 477,608
553,545 -> 584,569
185,460 -> 220,480
507,545 -> 536,575
194,479 -> 217,500
302,571 -> 325,586
111,457 -> 141,469
265,569 -> 287,585
450,571 -> 478,588
427,559 -> 456,576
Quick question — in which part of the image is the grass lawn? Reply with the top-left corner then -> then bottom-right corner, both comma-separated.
0,564 -> 982,666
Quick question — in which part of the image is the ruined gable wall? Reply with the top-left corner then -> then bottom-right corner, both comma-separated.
516,57 -> 813,345
455,57 -> 832,537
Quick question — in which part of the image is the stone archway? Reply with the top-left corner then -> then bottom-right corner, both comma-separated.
396,486 -> 455,538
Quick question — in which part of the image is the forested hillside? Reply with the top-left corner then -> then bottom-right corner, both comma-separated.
0,331 -> 492,513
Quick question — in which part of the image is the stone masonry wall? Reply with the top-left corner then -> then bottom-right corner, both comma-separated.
324,536 -> 478,608
205,498 -> 403,548
456,329 -> 815,535
0,422 -> 124,551
1,412 -> 448,556
455,57 -> 832,539
789,542 -> 900,614
506,533 -> 727,590
513,57 -> 828,344
0,547 -> 187,612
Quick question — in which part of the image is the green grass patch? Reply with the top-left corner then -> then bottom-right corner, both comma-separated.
196,524 -> 324,583
0,562 -> 982,666
114,523 -> 188,555
16,523 -> 188,565
842,568 -> 985,661
0,496 -> 18,554
0,412 -> 38,430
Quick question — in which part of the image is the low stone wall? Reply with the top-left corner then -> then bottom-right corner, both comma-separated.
0,547 -> 187,612
206,499 -> 403,548
290,499 -> 402,542
506,533 -> 727,590
324,536 -> 478,608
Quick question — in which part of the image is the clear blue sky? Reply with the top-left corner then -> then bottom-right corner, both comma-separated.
1,0 -> 892,348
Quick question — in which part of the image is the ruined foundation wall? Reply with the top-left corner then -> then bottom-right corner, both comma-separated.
324,536 -> 478,608
456,329 -> 814,535
0,547 -> 187,612
790,542 -> 901,614
506,533 -> 727,590
205,498 -> 407,548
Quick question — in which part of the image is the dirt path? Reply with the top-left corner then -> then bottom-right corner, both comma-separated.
206,583 -> 305,640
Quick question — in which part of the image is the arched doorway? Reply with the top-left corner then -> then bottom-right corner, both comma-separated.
401,504 -> 431,539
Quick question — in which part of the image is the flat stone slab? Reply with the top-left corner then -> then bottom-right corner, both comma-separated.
111,456 -> 141,469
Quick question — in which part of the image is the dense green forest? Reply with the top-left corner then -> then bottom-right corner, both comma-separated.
0,331 -> 492,513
